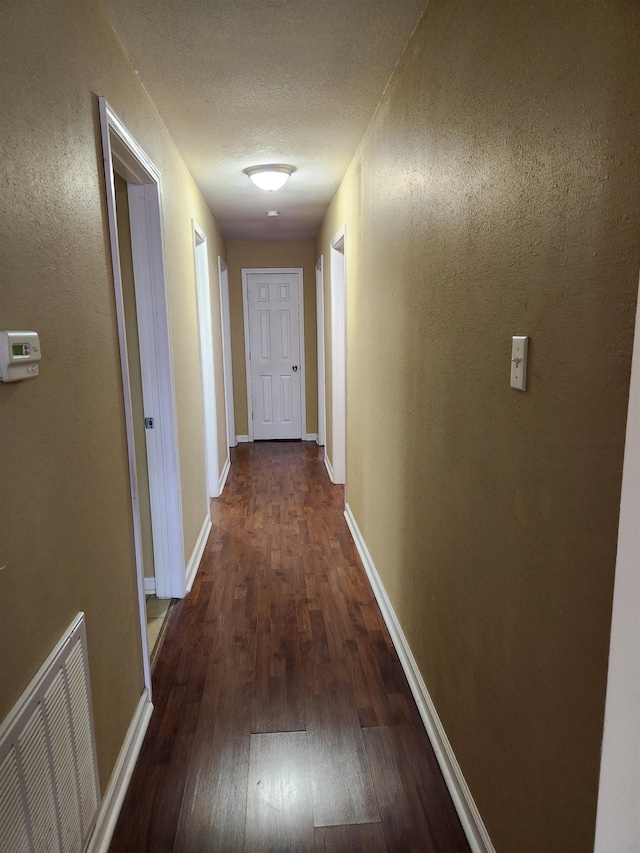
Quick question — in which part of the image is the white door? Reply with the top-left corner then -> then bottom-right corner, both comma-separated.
245,270 -> 303,440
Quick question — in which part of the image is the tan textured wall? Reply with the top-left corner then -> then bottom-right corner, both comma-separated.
0,0 -> 225,790
226,240 -> 318,436
317,1 -> 640,850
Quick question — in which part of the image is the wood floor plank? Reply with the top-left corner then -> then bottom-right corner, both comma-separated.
314,823 -> 388,853
245,731 -> 314,852
344,632 -> 421,729
172,567 -> 255,853
251,603 -> 306,732
364,725 -> 470,853
109,442 -> 471,853
306,673 -> 380,828
172,661 -> 253,853
108,637 -> 209,852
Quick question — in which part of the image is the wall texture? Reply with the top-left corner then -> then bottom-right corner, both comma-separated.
0,0 -> 225,790
226,240 -> 318,437
316,0 -> 640,850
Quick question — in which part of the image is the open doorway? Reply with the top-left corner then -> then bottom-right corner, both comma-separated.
99,97 -> 187,694
113,172 -> 155,593
330,229 -> 346,486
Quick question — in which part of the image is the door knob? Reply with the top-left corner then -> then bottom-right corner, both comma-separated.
292,364 -> 298,372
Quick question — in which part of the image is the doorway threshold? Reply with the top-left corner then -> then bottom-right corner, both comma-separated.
146,595 -> 176,672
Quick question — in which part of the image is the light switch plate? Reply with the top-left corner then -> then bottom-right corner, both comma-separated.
510,336 -> 528,391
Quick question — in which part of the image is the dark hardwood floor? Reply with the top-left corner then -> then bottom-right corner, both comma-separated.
109,441 -> 470,853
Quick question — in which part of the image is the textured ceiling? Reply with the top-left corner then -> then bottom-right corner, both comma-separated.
100,0 -> 428,240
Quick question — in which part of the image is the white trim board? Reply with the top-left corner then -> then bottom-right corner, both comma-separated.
316,255 -> 327,448
185,515 -> 212,593
86,689 -> 153,853
237,434 -> 315,444
143,578 -> 156,596
218,257 -> 237,449
219,455 -> 231,495
324,452 -> 335,484
344,503 -> 496,853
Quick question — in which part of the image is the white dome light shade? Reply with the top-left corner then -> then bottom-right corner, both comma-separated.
244,164 -> 296,191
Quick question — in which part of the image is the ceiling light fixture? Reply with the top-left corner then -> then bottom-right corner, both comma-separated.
266,210 -> 279,217
244,164 -> 296,191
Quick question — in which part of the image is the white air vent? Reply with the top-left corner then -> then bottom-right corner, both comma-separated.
0,613 -> 101,853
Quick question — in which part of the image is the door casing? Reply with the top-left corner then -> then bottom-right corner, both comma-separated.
594,273 -> 640,850
193,221 -> 219,501
99,97 -> 187,694
218,257 -> 237,447
330,228 -> 346,486
316,255 -> 326,448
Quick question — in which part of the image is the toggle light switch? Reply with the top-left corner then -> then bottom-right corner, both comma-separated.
510,336 -> 528,391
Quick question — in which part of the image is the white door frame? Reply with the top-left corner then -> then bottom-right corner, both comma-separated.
330,229 -> 346,484
316,256 -> 326,447
99,98 -> 186,697
594,275 -> 640,851
218,257 -> 236,447
242,267 -> 306,442
193,222 -> 219,501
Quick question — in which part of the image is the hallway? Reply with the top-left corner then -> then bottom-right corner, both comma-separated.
109,441 -> 470,852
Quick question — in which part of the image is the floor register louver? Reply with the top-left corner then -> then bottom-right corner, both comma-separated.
0,613 -> 101,853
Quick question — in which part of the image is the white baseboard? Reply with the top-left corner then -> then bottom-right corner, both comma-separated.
185,515 -> 212,593
86,689 -> 153,853
143,577 -> 156,596
344,504 -> 495,853
219,455 -> 231,494
324,452 -> 335,483
236,434 -> 317,444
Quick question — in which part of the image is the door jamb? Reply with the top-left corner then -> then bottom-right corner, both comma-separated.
193,222 -> 219,502
99,98 -> 186,697
330,228 -> 346,485
594,275 -> 640,850
316,256 -> 326,447
218,257 -> 237,448
242,267 -> 306,442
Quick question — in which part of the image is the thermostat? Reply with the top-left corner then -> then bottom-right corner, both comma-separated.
0,331 -> 41,382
